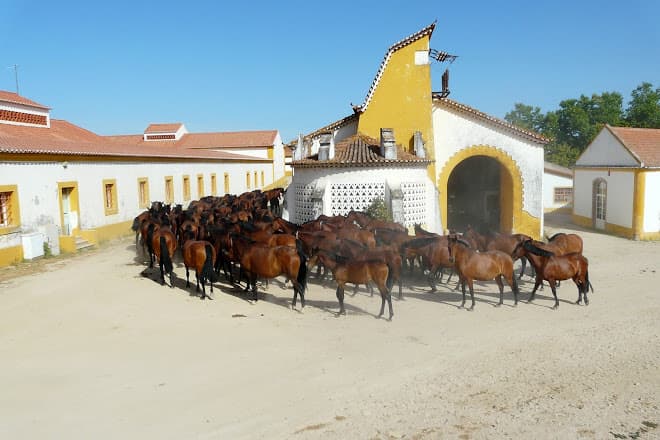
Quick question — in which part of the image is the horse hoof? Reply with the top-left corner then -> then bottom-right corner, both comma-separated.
467,307 -> 474,312
575,300 -> 581,305
552,305 -> 558,310
494,303 -> 501,308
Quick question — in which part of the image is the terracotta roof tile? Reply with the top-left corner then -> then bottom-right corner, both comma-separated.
434,96 -> 550,144
144,123 -> 183,133
0,120 -> 266,161
293,133 -> 432,168
606,125 -> 660,168
0,90 -> 50,110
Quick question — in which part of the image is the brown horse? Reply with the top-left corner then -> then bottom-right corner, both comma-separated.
547,232 -> 584,255
514,240 -> 592,309
151,224 -> 177,287
315,250 -> 394,320
486,232 -> 533,279
400,236 -> 455,291
182,240 -> 218,299
447,235 -> 519,310
346,210 -> 407,233
228,234 -> 307,308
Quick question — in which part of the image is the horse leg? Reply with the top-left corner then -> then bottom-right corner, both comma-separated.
494,275 -> 504,307
528,276 -> 542,303
467,279 -> 476,311
185,266 -> 190,288
336,285 -> 346,316
428,265 -> 438,292
518,256 -> 528,280
549,280 -> 559,310
251,273 -> 258,302
459,278 -> 467,309
397,276 -> 403,300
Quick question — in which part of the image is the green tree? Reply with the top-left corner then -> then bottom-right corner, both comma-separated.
625,82 -> 660,128
504,103 -> 545,132
365,197 -> 392,222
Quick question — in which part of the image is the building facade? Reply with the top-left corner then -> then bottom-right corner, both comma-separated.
573,125 -> 660,240
0,91 -> 285,266
287,24 -> 547,237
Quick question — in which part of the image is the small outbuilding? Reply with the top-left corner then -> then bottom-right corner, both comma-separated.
573,124 -> 660,240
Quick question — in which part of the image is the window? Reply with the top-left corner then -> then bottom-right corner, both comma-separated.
254,171 -> 258,189
137,177 -> 149,209
164,176 -> 174,204
211,173 -> 217,196
246,172 -> 251,190
0,185 -> 20,232
553,187 -> 572,204
103,179 -> 118,215
261,171 -> 265,187
596,180 -> 606,221
197,174 -> 204,198
183,175 -> 191,201
224,173 -> 230,194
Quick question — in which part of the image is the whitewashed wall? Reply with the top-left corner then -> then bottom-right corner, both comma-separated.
432,105 -> 545,219
576,130 -> 638,167
573,169 -> 635,227
272,132 -> 285,180
643,171 -> 660,233
288,166 -> 440,232
0,159 -> 272,237
543,172 -> 573,210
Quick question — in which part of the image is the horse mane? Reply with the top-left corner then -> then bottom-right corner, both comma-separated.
522,240 -> 555,257
401,236 -> 438,250
454,237 -> 472,248
548,232 -> 566,242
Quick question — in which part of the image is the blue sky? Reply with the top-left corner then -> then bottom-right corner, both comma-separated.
1,0 -> 658,142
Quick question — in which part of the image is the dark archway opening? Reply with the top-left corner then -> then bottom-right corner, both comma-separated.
447,156 -> 501,233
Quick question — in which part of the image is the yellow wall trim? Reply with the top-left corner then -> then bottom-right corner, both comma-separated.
438,145 -> 541,239
571,213 -> 655,240
0,244 -> 23,267
632,170 -> 646,240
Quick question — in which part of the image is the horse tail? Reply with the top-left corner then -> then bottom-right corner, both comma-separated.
131,217 -> 140,232
585,270 -> 594,293
385,261 -> 394,292
147,223 -> 156,254
296,243 -> 308,295
160,236 -> 173,274
203,243 -> 219,283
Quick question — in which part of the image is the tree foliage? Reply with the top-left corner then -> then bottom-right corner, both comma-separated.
504,82 -> 659,167
365,197 -> 392,222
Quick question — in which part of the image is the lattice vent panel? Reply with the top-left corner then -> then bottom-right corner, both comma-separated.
330,182 -> 386,216
293,183 -> 316,224
401,181 -> 427,227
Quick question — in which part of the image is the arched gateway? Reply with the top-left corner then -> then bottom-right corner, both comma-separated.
439,145 -> 523,235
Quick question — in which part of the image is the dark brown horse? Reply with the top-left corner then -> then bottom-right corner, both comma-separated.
513,240 -> 593,309
315,250 -> 394,320
182,240 -> 218,299
228,234 -> 307,308
486,232 -> 533,279
447,235 -> 519,310
346,210 -> 407,233
151,224 -> 177,287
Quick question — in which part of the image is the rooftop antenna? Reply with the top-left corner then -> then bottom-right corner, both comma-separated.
7,64 -> 20,95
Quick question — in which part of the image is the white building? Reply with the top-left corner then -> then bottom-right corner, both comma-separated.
573,124 -> 660,240
0,90 -> 285,266
543,161 -> 573,213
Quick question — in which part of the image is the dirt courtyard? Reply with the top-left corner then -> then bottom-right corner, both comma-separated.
0,214 -> 658,439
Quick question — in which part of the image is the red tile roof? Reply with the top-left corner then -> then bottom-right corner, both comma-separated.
108,130 -> 278,149
0,90 -> 50,110
293,133 -> 432,168
144,123 -> 183,133
434,96 -> 550,144
0,119 -> 266,161
606,125 -> 660,168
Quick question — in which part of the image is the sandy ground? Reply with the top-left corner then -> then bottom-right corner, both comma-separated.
0,213 -> 658,439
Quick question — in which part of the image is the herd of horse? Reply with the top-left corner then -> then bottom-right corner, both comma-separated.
131,189 -> 594,319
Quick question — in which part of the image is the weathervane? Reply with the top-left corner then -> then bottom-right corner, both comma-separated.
7,64 -> 20,95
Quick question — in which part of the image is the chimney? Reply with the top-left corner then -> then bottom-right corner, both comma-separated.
380,128 -> 397,160
318,133 -> 332,161
413,131 -> 426,158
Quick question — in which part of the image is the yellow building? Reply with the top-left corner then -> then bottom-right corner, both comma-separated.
288,23 -> 548,238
